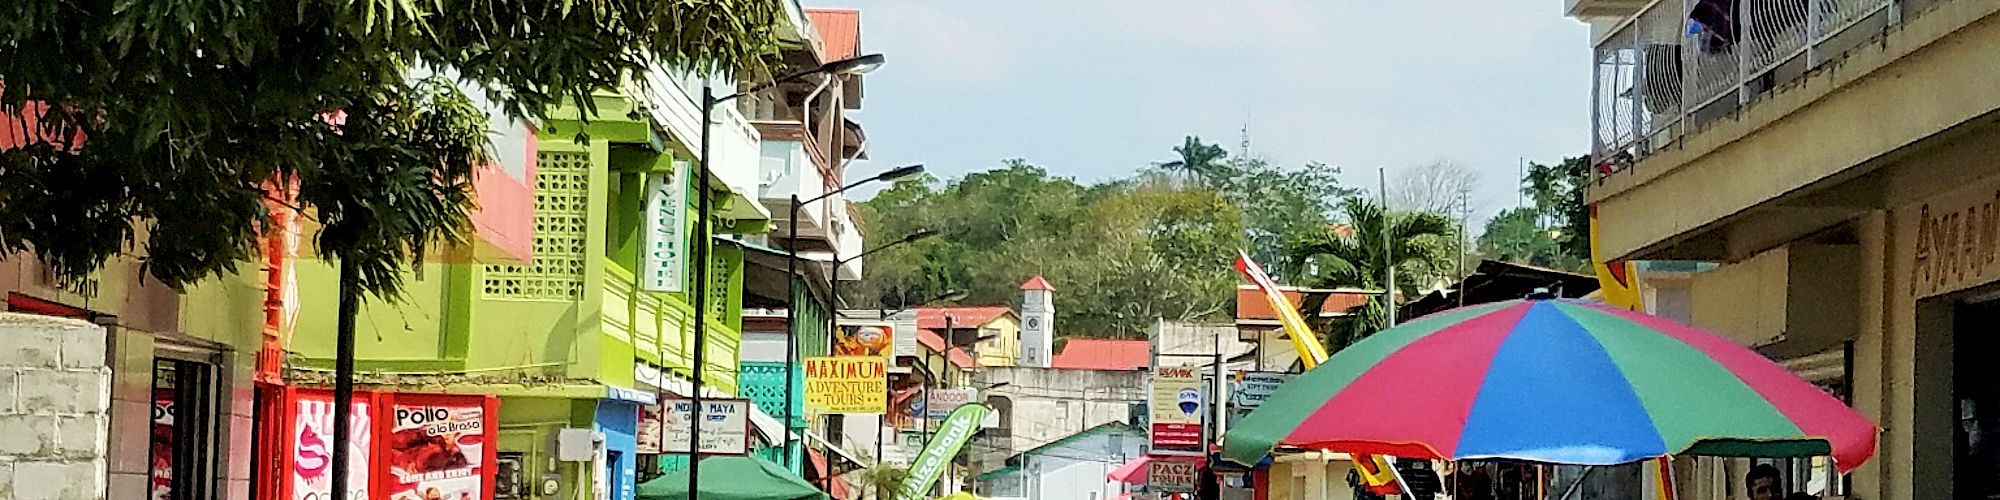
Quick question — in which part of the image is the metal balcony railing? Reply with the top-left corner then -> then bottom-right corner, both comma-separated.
1592,0 -> 1899,173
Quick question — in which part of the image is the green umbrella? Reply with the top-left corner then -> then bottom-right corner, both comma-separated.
636,455 -> 830,500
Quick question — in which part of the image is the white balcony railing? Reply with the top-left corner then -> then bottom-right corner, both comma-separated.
1591,0 -> 1898,172
759,140 -> 832,239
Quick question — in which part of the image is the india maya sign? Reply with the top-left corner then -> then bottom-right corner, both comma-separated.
640,163 -> 689,292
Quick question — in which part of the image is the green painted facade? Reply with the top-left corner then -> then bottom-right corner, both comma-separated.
288,99 -> 755,392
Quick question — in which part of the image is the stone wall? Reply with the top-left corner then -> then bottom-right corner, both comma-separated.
0,313 -> 111,500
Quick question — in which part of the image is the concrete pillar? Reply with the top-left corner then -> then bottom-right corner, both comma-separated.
0,313 -> 111,500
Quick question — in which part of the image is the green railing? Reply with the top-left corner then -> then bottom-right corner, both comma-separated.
604,258 -> 740,393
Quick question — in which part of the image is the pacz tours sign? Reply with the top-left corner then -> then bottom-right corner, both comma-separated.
1911,189 -> 2000,296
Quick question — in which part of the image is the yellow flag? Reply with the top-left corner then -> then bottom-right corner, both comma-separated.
1233,250 -> 1331,369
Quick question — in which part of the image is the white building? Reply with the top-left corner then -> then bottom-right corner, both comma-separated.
974,423 -> 1146,500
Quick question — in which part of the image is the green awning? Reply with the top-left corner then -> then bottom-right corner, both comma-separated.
637,455 -> 828,500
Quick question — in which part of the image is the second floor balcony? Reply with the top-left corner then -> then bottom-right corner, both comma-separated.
1591,0 -> 1899,171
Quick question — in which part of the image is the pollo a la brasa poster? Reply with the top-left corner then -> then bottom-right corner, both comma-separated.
386,400 -> 489,500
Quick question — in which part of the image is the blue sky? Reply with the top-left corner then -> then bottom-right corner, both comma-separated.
809,0 -> 1591,224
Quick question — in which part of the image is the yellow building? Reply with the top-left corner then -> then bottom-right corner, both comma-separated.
1571,0 -> 2000,497
919,307 -> 1021,368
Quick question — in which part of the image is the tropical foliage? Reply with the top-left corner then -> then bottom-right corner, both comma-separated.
1286,198 -> 1457,351
852,137 -> 1356,338
0,0 -> 787,297
1474,155 -> 1593,272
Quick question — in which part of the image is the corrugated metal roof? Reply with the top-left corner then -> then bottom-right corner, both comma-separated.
804,8 -> 860,61
916,306 -> 1014,330
1050,339 -> 1150,371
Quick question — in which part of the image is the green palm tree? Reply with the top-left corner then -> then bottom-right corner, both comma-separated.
1156,136 -> 1230,183
1286,198 -> 1456,352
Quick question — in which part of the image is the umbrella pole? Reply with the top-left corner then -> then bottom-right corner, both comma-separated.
1384,457 -> 1417,500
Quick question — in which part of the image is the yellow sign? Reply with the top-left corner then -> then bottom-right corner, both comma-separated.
805,356 -> 887,414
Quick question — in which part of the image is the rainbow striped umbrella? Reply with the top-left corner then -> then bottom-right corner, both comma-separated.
1219,297 -> 1877,471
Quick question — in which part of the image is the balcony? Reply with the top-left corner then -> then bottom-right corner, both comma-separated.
759,139 -> 836,251
1587,0 -> 2000,260
633,68 -> 770,223
604,259 -> 743,393
1591,0 -> 1897,172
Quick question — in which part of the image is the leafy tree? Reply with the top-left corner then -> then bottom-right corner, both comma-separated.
0,0 -> 786,297
1477,207 -> 1579,270
851,161 -> 1245,338
1524,155 -> 1594,263
1287,198 -> 1455,351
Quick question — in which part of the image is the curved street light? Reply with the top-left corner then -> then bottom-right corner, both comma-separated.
692,53 -> 887,486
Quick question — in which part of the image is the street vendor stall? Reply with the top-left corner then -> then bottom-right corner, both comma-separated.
1220,294 -> 1878,499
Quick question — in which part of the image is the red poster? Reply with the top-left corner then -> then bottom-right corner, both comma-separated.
382,395 -> 495,500
290,390 -> 373,500
636,403 -> 665,454
152,390 -> 175,500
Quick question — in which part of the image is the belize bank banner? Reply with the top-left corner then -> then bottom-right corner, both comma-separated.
277,389 -> 497,500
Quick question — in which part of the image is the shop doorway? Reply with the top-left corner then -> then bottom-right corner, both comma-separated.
151,358 -> 217,500
1955,298 -> 2000,498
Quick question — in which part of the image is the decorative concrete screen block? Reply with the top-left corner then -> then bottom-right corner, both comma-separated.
0,313 -> 111,500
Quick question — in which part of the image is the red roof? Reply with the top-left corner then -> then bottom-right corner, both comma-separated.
805,9 -> 860,61
917,329 -> 979,369
916,307 -> 1013,330
1021,275 -> 1055,291
1050,339 -> 1150,371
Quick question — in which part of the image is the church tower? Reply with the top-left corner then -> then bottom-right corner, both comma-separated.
1019,275 -> 1055,367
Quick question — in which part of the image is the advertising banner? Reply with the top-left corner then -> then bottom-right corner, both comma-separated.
290,391 -> 373,500
384,396 -> 491,500
834,321 -> 895,360
923,388 -> 978,420
1148,460 -> 1200,493
660,398 -> 751,455
636,403 -> 665,454
897,403 -> 990,499
1149,366 -> 1206,456
805,356 -> 887,414
640,163 -> 688,292
891,312 -> 920,359
1230,372 -> 1292,411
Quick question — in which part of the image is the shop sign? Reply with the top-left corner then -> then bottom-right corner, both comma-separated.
924,388 -> 978,419
636,404 -> 665,454
1148,460 -> 1200,493
892,313 -> 920,358
386,398 -> 491,500
291,392 -> 372,500
1911,188 -> 2000,296
1230,372 -> 1291,411
834,321 -> 895,361
805,356 -> 887,414
1149,366 -> 1206,456
640,163 -> 688,292
659,398 -> 751,455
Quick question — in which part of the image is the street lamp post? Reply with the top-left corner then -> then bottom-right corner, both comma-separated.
783,164 -> 921,470
693,53 -> 884,494
820,229 -> 937,471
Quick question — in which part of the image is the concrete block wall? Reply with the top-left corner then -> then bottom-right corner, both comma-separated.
0,313 -> 111,500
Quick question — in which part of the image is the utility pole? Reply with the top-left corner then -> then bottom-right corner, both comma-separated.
1379,167 -> 1396,328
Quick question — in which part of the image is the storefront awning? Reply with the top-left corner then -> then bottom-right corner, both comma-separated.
804,431 -> 867,472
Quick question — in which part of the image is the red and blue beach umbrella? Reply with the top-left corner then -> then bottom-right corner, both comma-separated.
1220,297 -> 1877,472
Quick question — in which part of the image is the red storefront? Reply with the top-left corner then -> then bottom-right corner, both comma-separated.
256,388 -> 499,500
